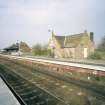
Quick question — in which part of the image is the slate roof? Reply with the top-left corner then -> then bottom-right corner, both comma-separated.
54,33 -> 88,48
4,43 -> 19,51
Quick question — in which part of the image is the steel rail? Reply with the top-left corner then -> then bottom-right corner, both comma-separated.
0,74 -> 27,105
0,64 -> 69,105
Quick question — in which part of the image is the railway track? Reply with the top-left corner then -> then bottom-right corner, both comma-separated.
0,56 -> 105,105
0,65 -> 65,105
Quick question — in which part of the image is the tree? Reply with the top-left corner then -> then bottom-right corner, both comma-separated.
32,43 -> 51,56
98,36 -> 105,52
32,44 -> 42,55
89,36 -> 105,60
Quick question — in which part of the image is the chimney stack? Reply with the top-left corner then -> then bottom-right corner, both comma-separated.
89,32 -> 94,42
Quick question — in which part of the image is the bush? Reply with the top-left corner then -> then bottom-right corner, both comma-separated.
95,76 -> 100,81
89,51 -> 102,60
32,44 -> 51,56
89,35 -> 105,60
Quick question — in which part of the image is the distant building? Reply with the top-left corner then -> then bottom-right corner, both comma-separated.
4,42 -> 31,55
19,42 -> 31,53
48,31 -> 95,59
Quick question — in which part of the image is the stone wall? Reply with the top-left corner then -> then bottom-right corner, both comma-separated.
48,32 -> 95,58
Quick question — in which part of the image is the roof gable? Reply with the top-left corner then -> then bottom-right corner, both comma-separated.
54,36 -> 65,47
53,32 -> 90,48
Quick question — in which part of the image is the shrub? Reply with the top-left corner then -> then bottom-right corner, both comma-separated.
32,44 -> 51,56
89,51 -> 102,60
95,76 -> 100,81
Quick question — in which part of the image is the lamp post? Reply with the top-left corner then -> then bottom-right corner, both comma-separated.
49,40 -> 55,58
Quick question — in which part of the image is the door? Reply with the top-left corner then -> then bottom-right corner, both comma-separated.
84,48 -> 87,58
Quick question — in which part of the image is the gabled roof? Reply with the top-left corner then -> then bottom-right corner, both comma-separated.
4,42 -> 31,52
20,42 -> 31,52
53,32 -> 89,48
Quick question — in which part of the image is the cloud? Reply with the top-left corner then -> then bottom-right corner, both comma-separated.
0,0 -> 105,48
23,9 -> 48,25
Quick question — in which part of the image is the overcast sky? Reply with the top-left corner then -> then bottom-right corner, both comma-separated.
0,0 -> 105,49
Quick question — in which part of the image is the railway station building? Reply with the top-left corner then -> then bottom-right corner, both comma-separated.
48,31 -> 95,59
4,41 -> 31,55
